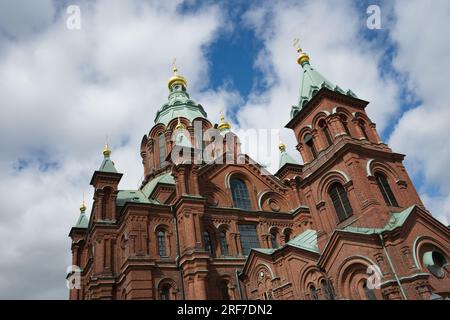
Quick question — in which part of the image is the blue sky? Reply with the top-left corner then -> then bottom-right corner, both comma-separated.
0,0 -> 449,299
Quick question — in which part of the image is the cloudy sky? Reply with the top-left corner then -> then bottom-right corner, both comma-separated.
0,0 -> 449,299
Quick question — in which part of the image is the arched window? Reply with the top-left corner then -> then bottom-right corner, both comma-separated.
329,182 -> 353,222
363,283 -> 377,300
321,279 -> 334,300
340,114 -> 351,137
358,120 -> 370,140
309,285 -> 318,300
270,230 -> 279,248
230,178 -> 252,210
158,133 -> 166,168
218,280 -> 230,300
375,172 -> 398,207
284,229 -> 292,243
304,133 -> 317,159
160,284 -> 171,300
319,119 -> 333,147
204,231 -> 214,255
219,231 -> 229,256
157,230 -> 167,257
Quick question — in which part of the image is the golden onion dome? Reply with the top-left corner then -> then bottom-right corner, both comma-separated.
175,116 -> 185,130
296,47 -> 310,66
79,201 -> 86,213
218,114 -> 231,131
168,66 -> 187,90
103,143 -> 111,157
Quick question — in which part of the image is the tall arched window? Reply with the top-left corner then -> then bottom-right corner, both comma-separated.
284,229 -> 292,243
158,133 -> 166,168
309,285 -> 318,300
375,172 -> 398,207
160,284 -> 171,300
219,231 -> 229,256
204,231 -> 214,255
358,119 -> 370,140
319,119 -> 333,147
218,280 -> 230,300
329,182 -> 353,222
270,230 -> 279,248
321,279 -> 334,300
230,178 -> 252,210
157,230 -> 167,257
340,114 -> 352,137
304,133 -> 317,159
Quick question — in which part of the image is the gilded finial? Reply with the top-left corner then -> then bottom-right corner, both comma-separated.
218,110 -> 231,131
172,58 -> 178,74
293,38 -> 310,66
278,134 -> 286,152
168,58 -> 187,89
103,143 -> 111,157
80,194 -> 86,213
175,113 -> 185,130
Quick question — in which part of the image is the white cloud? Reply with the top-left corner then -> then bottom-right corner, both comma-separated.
388,0 -> 450,225
0,0 -> 231,299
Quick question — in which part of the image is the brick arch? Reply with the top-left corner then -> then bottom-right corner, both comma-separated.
352,111 -> 372,124
298,265 -> 324,297
200,179 -> 231,207
156,277 -> 179,300
203,223 -> 219,256
251,263 -> 276,282
216,275 -> 236,300
413,235 -> 450,270
336,255 -> 377,299
311,110 -> 331,129
258,190 -> 289,212
192,117 -> 213,130
149,123 -> 166,139
225,170 -> 257,210
140,134 -> 148,151
154,223 -> 170,233
366,159 -> 400,181
316,170 -> 351,201
167,116 -> 190,132
298,125 -> 313,142
331,106 -> 353,118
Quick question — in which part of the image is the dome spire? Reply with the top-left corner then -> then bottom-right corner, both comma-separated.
175,112 -> 185,130
168,58 -> 188,90
103,143 -> 111,157
99,141 -> 118,173
293,38 -> 310,66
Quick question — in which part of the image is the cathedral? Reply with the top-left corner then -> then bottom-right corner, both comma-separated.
68,46 -> 450,300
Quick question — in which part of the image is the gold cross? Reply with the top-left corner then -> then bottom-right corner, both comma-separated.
293,38 -> 301,53
172,58 -> 178,73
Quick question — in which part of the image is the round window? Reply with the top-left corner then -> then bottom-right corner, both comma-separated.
423,250 -> 447,278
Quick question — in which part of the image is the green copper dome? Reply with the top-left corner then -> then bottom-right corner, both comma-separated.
154,70 -> 208,126
290,52 -> 358,119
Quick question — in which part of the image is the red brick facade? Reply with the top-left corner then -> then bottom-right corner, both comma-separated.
68,60 -> 450,300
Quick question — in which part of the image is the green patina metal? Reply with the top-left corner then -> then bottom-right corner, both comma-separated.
141,172 -> 176,198
74,212 -> 89,229
340,205 -> 416,235
252,229 -> 319,256
279,148 -> 298,169
154,83 -> 208,126
290,59 -> 358,119
98,154 -> 118,173
116,189 -> 158,206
